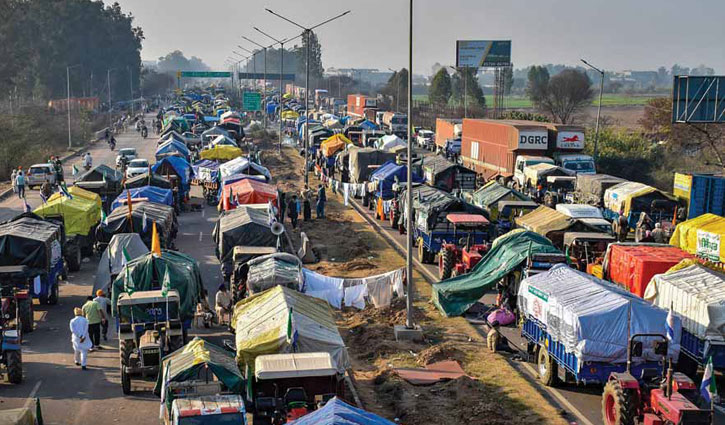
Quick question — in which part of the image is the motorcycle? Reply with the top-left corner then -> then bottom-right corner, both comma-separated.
141,125 -> 148,139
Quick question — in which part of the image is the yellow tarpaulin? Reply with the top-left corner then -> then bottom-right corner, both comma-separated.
515,205 -> 574,237
200,145 -> 243,161
281,110 -> 299,119
34,192 -> 101,236
320,134 -> 352,157
603,182 -> 656,217
669,213 -> 725,263
49,186 -> 102,210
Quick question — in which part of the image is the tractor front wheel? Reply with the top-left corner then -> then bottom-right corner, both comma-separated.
121,365 -> 131,395
18,298 -> 33,333
537,347 -> 557,386
417,238 -> 432,264
6,350 -> 23,384
48,282 -> 59,305
439,248 -> 454,280
601,380 -> 637,425
66,243 -> 82,272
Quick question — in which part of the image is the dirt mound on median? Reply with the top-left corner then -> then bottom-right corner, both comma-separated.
416,342 -> 467,366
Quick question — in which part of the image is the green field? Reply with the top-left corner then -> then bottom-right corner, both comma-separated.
413,94 -> 663,108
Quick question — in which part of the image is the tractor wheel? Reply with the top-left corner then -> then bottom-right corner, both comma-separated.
19,298 -> 33,334
48,282 -> 59,305
6,350 -> 23,384
439,248 -> 454,280
601,380 -> 637,425
417,238 -> 429,264
119,339 -> 134,367
66,243 -> 82,272
121,365 -> 131,395
537,346 -> 558,386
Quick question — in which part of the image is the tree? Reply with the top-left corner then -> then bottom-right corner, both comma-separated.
503,66 -> 514,95
533,69 -> 593,124
157,51 -> 210,73
382,68 -> 409,110
140,68 -> 174,96
428,68 -> 452,105
294,30 -> 323,84
526,65 -> 550,105
452,68 -> 485,109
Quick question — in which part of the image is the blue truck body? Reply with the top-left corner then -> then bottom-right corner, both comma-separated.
680,328 -> 725,370
416,227 -> 488,256
673,173 -> 725,220
30,259 -> 63,301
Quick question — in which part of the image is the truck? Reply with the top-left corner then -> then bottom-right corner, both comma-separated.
435,118 -> 462,153
381,111 -> 407,138
542,124 -> 597,174
673,172 -> 725,220
346,94 -> 377,120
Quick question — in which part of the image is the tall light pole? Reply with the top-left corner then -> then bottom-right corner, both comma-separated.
107,68 -> 117,132
128,66 -> 135,118
243,36 -> 270,128
266,8 -> 352,186
232,52 -> 250,90
581,59 -> 604,161
405,0 -> 415,331
66,64 -> 82,148
388,68 -> 400,112
237,46 -> 256,89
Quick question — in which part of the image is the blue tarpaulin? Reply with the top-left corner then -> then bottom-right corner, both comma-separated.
111,186 -> 174,210
266,102 -> 277,114
371,161 -> 423,200
152,156 -> 194,196
360,120 -> 379,131
288,398 -> 395,425
156,139 -> 190,161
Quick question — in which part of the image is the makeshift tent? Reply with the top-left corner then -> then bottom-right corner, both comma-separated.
212,206 -> 277,274
49,186 -> 102,210
155,138 -> 191,161
514,205 -> 592,248
575,174 -> 627,207
159,130 -> 187,146
201,126 -> 231,142
281,110 -> 299,120
669,213 -> 725,263
111,186 -> 174,210
398,184 -> 485,233
644,263 -> 725,343
219,156 -> 272,182
33,192 -> 101,237
209,134 -> 238,147
191,159 -> 220,183
359,120 -> 378,131
370,161 -> 423,200
93,233 -> 149,294
124,172 -> 172,190
221,178 -> 277,211
231,285 -> 350,373
75,164 -> 123,183
152,156 -> 194,196
519,264 -> 681,364
323,119 -> 342,129
200,145 -> 243,161
432,230 -> 561,317
112,250 -> 203,321
377,135 -> 406,151
422,155 -> 477,192
469,181 -> 529,220
289,397 -> 395,425
247,253 -> 303,295
100,201 -> 176,248
320,134 -> 353,157
0,216 -> 63,272
153,337 -> 244,400
603,181 -> 676,219
348,148 -> 397,184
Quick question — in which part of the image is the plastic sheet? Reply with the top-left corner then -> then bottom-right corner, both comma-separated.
246,253 -> 303,294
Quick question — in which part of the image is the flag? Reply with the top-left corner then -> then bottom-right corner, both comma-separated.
101,209 -> 108,226
39,191 -> 48,204
103,171 -> 108,185
60,183 -> 73,199
72,164 -> 79,176
142,210 -> 148,233
286,307 -> 298,349
666,307 -> 675,342
700,356 -> 718,404
124,264 -> 135,295
23,200 -> 32,213
229,188 -> 237,208
121,247 -> 131,266
161,266 -> 171,297
151,221 -> 161,256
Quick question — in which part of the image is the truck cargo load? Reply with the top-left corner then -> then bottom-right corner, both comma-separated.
673,173 -> 725,220
669,213 -> 725,263
466,181 -> 530,220
574,173 -> 626,207
435,118 -> 462,150
519,264 -> 681,365
514,205 -> 597,248
422,154 -> 477,192
348,148 -> 397,184
603,181 -> 679,230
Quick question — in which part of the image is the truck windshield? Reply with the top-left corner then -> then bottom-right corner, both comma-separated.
178,413 -> 244,425
524,160 -> 553,167
392,117 -> 407,124
563,161 -> 595,173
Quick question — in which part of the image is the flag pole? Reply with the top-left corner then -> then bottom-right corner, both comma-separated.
126,188 -> 134,232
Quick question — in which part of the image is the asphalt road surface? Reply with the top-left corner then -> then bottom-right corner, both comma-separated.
0,116 -> 230,424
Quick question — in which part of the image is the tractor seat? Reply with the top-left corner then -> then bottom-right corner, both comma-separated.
284,387 -> 308,406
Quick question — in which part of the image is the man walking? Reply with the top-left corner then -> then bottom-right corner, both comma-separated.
82,295 -> 105,351
10,169 -> 17,196
316,184 -> 327,219
287,194 -> 299,229
94,290 -> 111,341
70,307 -> 92,370
15,168 -> 25,199
301,185 -> 312,221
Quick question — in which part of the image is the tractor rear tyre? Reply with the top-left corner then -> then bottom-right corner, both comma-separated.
601,380 -> 637,425
439,248 -> 454,280
417,238 -> 430,264
66,243 -> 81,272
48,282 -> 59,305
19,298 -> 33,333
121,365 -> 131,395
119,340 -> 133,367
537,347 -> 558,386
6,350 -> 23,384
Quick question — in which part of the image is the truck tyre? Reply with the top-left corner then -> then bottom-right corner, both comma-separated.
19,299 -> 33,333
121,365 -> 131,395
48,281 -> 59,305
537,347 -> 557,386
601,380 -> 637,425
6,350 -> 23,384
439,248 -> 454,280
417,237 -> 429,264
66,243 -> 82,272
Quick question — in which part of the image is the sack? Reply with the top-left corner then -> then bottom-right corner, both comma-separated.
487,308 -> 515,326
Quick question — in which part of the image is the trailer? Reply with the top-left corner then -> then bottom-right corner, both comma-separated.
673,172 -> 725,220
435,118 -> 462,152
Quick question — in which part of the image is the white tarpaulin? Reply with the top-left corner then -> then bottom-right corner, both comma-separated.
518,264 -> 681,366
93,233 -> 149,294
219,156 -> 272,182
377,135 -> 406,151
644,264 -> 725,342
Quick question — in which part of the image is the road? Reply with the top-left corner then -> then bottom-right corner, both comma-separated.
0,117 -> 230,424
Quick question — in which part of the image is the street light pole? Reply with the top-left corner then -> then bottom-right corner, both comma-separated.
405,0 -> 415,330
581,59 -> 604,161
243,36 -> 271,128
128,67 -> 134,118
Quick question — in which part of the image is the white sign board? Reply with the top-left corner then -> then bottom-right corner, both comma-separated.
697,230 -> 721,262
556,131 -> 585,150
517,131 -> 548,150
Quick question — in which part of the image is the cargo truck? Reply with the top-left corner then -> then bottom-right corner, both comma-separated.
346,94 -> 377,120
673,172 -> 725,220
435,118 -> 462,153
381,111 -> 407,138
543,124 -> 596,174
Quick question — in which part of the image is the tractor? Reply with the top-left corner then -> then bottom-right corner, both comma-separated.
0,295 -> 23,384
438,214 -> 491,280
601,333 -> 712,425
0,266 -> 34,335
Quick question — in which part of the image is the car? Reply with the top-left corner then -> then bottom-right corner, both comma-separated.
26,164 -> 56,188
416,129 -> 435,150
126,159 -> 150,177
115,148 -> 137,166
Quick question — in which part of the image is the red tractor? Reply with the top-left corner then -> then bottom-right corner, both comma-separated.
602,334 -> 712,425
438,214 -> 491,280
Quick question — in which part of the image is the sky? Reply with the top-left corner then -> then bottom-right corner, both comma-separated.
117,0 -> 725,75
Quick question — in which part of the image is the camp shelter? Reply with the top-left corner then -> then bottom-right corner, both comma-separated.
200,145 -> 242,161
281,110 -> 299,120
231,285 -> 350,373
152,156 -> 194,196
320,134 -> 352,157
219,156 -> 272,182
246,253 -> 303,295
101,201 -> 176,248
158,130 -> 187,147
432,230 -> 560,317
75,164 -> 123,184
49,186 -> 102,210
468,181 -> 529,220
575,174 -> 626,206
209,134 -> 238,147
398,184 -> 486,233
348,148 -> 397,184
289,397 -> 395,425
377,135 -> 406,151
422,154 -> 477,192
323,119 -> 342,129
212,206 -> 277,275
669,213 -> 725,263
111,186 -> 174,210
0,215 -> 63,272
191,160 -> 220,183
155,138 -> 191,162
93,233 -> 149,294
111,250 -> 203,322
33,192 -> 101,237
201,126 -> 231,143
523,163 -> 573,187
124,172 -> 172,190
603,181 -> 678,226
515,205 -> 595,248
359,120 -> 378,131
154,337 -> 244,400
220,178 -> 277,211
370,161 -> 423,200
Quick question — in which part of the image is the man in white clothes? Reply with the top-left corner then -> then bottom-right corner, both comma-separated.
70,307 -> 92,370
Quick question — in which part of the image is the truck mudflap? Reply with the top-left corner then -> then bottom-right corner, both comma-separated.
680,328 -> 725,369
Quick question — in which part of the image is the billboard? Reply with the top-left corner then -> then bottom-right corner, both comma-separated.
556,131 -> 585,150
456,40 -> 511,68
178,71 -> 231,78
672,75 -> 725,123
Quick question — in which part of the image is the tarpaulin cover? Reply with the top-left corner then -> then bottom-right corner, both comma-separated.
221,178 -> 277,211
219,156 -> 272,182
209,134 -> 238,147
154,337 -> 244,396
348,148 -> 397,184
377,135 -> 406,151
604,181 -> 657,216
514,205 -> 577,242
645,263 -> 725,341
289,397 -> 395,425
432,230 -> 560,317
155,139 -> 191,161
576,174 -> 626,200
669,213 -> 725,263
398,185 -> 478,233
0,216 -> 62,272
101,201 -> 176,248
359,120 -> 378,131
75,164 -> 122,183
124,172 -> 172,190
247,253 -> 303,294
111,250 -> 203,321
192,160 -> 220,183
200,145 -> 242,161
111,186 -> 174,210
93,233 -> 149,294
470,181 -> 529,220
152,156 -> 194,194
231,285 -> 350,373
371,161 -> 423,200
604,244 -> 693,297
519,264 -> 681,365
50,186 -> 102,210
212,206 -> 276,273
33,193 -> 100,237
222,173 -> 268,186
159,130 -> 187,147
320,134 -> 352,157
281,110 -> 299,119
201,126 -> 231,141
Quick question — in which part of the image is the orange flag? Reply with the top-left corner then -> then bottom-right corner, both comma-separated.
151,221 -> 161,256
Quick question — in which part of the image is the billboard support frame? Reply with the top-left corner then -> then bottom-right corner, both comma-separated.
672,75 -> 725,124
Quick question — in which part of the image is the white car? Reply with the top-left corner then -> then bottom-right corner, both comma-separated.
416,130 -> 435,150
26,164 -> 57,188
126,159 -> 150,177
115,148 -> 137,167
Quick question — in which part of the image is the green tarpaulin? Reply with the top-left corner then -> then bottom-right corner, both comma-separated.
432,230 -> 560,317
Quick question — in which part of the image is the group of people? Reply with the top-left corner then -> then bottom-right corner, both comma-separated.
11,167 -> 25,199
277,184 -> 327,229
69,290 -> 111,369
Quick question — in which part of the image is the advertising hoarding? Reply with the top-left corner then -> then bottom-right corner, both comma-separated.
456,40 -> 512,68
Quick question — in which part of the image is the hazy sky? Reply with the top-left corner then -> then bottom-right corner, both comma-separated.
118,0 -> 725,74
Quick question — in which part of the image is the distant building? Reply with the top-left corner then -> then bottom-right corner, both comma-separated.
610,70 -> 659,89
326,68 -> 394,88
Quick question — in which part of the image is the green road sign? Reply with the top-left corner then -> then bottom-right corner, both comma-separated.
179,71 -> 231,78
243,92 -> 262,112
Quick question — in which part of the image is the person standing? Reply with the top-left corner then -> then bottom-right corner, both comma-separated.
70,307 -> 92,370
214,284 -> 232,327
15,168 -> 25,199
287,195 -> 299,229
301,185 -> 312,221
82,295 -> 105,351
278,191 -> 287,223
10,169 -> 17,195
316,184 -> 327,219
94,290 -> 111,341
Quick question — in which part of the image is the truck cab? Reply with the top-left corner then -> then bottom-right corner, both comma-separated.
554,154 -> 596,175
513,156 -> 555,189
169,395 -> 247,425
